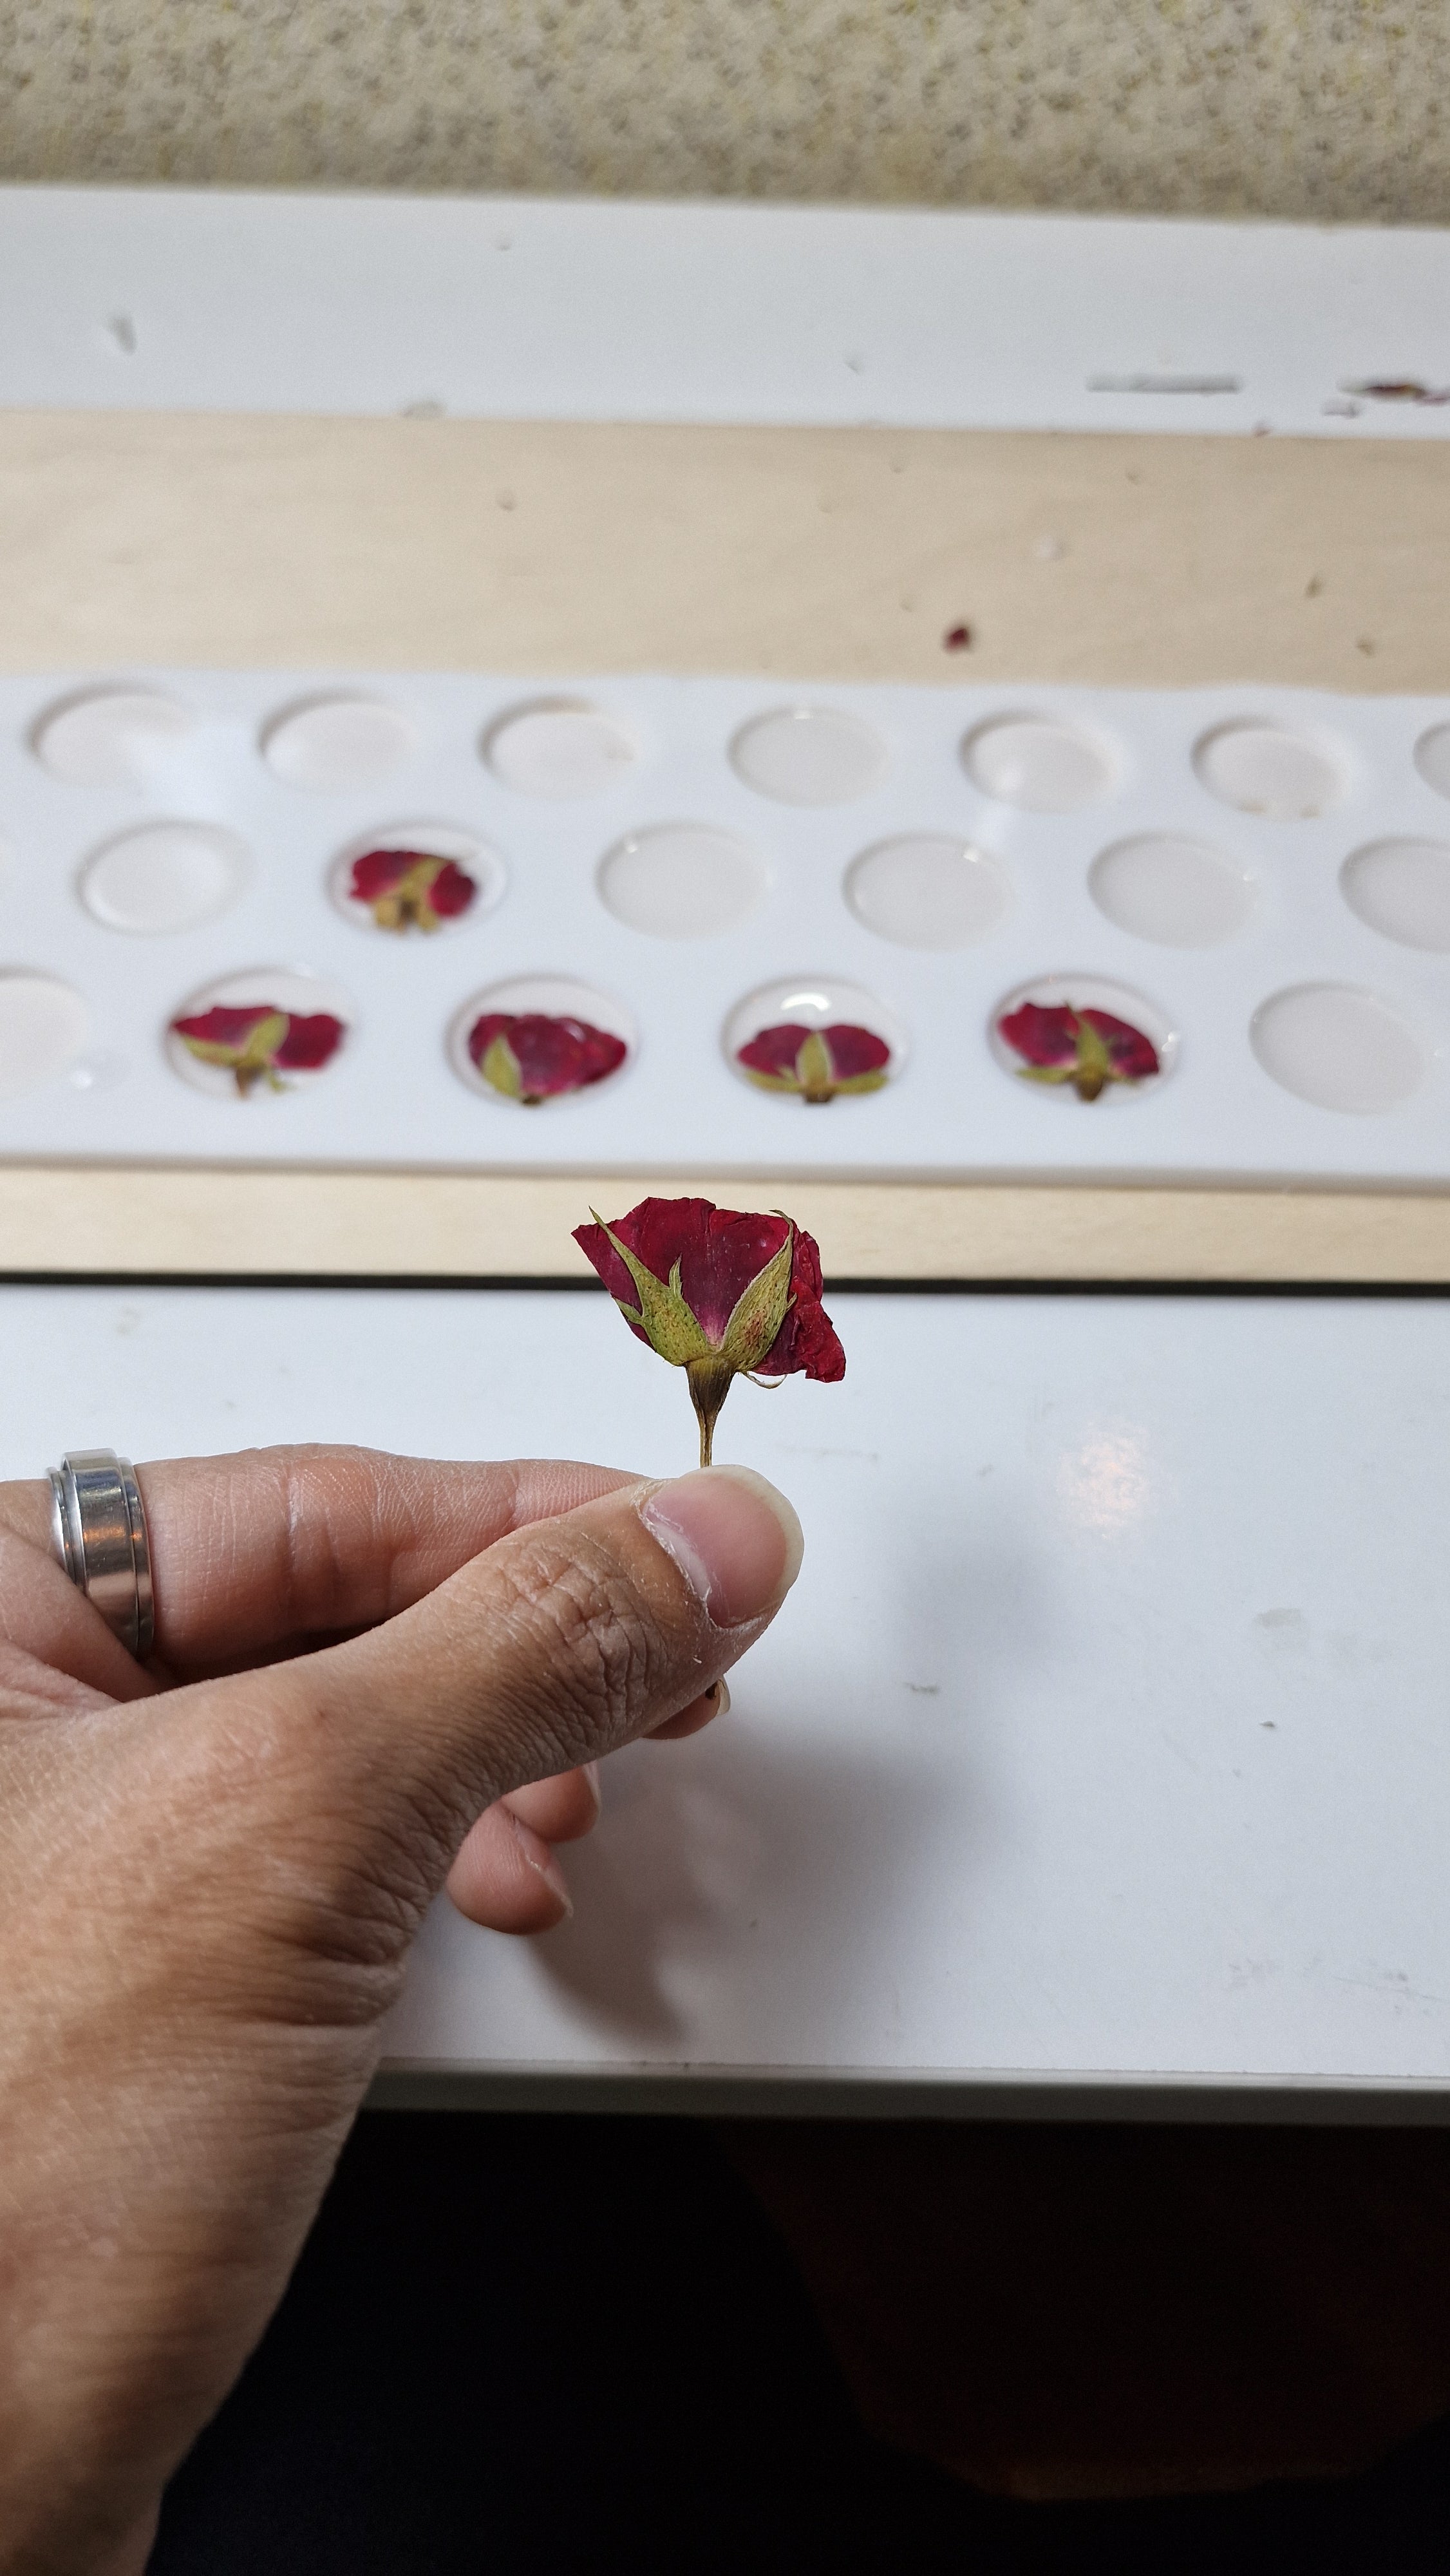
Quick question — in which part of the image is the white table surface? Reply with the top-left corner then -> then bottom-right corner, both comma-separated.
6,1278 -> 1449,2119
3,184 -> 1450,440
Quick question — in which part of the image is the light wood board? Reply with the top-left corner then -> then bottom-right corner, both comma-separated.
1,1164 -> 1449,1285
3,412 -> 1447,1282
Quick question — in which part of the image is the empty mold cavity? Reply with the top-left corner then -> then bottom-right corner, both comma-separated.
845,834 -> 1010,949
598,824 -> 766,939
262,697 -> 419,791
167,969 -> 353,1101
33,688 -> 194,788
1250,983 -> 1425,1113
79,822 -> 250,935
990,974 -> 1174,1103
730,707 -> 889,806
724,976 -> 906,1103
448,974 -> 635,1106
1340,840 -> 1450,953
963,715 -> 1116,811
1413,724 -> 1450,802
1193,722 -> 1346,818
330,824 -> 505,934
484,701 -> 637,799
1088,834 -> 1254,948
0,973 -> 90,1099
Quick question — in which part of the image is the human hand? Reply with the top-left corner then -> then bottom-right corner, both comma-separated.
0,1444 -> 801,2575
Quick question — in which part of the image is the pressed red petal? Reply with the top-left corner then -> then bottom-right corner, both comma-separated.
171,1004 -> 277,1052
998,1002 -> 1080,1067
350,849 -> 478,917
737,1023 -> 813,1079
468,1011 -> 625,1098
272,1012 -> 346,1071
819,1023 -> 891,1080
737,1021 -> 890,1089
574,1196 -> 845,1383
427,859 -> 477,918
1082,1009 -> 1160,1080
349,848 -> 412,902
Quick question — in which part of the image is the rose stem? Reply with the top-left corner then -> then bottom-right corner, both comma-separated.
686,1358 -> 735,1470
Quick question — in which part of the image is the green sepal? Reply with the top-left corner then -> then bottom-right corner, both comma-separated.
592,1214 -> 714,1367
480,1033 -> 524,1099
717,1226 -> 795,1374
793,1030 -> 836,1097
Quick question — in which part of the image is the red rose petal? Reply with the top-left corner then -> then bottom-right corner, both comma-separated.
997,1002 -> 1080,1068
171,1004 -> 278,1052
468,1010 -> 626,1099
272,1012 -> 346,1072
1080,1008 -> 1160,1080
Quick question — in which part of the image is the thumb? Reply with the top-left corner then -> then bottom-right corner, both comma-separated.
232,1463 -> 802,1909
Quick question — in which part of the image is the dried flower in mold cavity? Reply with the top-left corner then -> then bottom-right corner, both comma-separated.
349,847 -> 477,933
737,1021 -> 890,1105
998,1001 -> 1159,1102
171,1004 -> 345,1097
574,1196 -> 845,1466
469,1010 -> 626,1104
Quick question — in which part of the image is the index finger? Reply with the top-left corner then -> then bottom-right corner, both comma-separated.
0,1446 -> 638,1672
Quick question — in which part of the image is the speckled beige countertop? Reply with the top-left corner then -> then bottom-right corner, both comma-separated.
0,1 -> 1445,223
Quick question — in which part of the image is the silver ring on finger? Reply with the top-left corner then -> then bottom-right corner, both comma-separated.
47,1448 -> 155,1660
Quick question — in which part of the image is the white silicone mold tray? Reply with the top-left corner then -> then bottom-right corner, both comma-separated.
3,667 -> 1450,1184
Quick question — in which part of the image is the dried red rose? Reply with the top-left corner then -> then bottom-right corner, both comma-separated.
468,1010 -> 627,1104
171,1004 -> 346,1098
348,847 -> 477,933
574,1196 -> 845,1465
998,1001 -> 1160,1103
737,1021 -> 891,1105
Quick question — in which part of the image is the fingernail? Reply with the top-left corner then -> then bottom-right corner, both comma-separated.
713,1678 -> 731,1716
511,1810 -> 573,1918
639,1466 -> 804,1627
583,1758 -> 603,1814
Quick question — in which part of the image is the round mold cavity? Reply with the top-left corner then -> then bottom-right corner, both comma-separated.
1088,833 -> 1255,949
167,968 -> 353,1101
962,715 -> 1117,812
845,833 -> 1010,950
1192,721 -> 1346,819
330,824 -> 505,935
724,976 -> 905,1104
989,974 -> 1174,1104
484,700 -> 637,799
449,975 -> 636,1107
79,822 -> 250,935
1340,839 -> 1450,953
598,822 -> 766,940
0,973 -> 90,1100
1413,724 -> 1450,802
730,706 -> 889,806
1250,983 -> 1424,1114
262,697 -> 419,791
33,688 -> 194,788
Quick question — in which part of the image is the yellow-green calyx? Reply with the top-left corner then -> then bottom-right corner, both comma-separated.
592,1213 -> 796,1464
180,1010 -> 291,1097
744,1028 -> 888,1104
1018,1014 -> 1119,1103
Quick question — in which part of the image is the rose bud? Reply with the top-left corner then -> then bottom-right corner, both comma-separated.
997,1001 -> 1160,1102
469,1010 -> 627,1104
171,1005 -> 345,1097
348,848 -> 477,933
737,1020 -> 891,1104
574,1195 -> 845,1466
